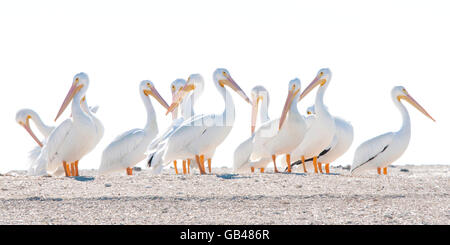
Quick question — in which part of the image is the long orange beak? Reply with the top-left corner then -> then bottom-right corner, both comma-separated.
221,73 -> 251,104
55,80 -> 84,121
21,118 -> 43,147
251,96 -> 261,134
399,92 -> 435,122
279,88 -> 300,130
166,83 -> 195,115
299,74 -> 326,101
145,86 -> 170,110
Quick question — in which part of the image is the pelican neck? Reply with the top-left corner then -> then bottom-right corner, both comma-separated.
393,96 -> 411,136
30,111 -> 53,137
259,99 -> 270,123
140,89 -> 158,133
71,87 -> 90,122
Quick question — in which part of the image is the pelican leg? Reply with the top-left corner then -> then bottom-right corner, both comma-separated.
126,167 -> 133,176
318,162 -> 323,174
173,161 -> 179,175
286,154 -> 292,173
260,168 -> 265,173
301,156 -> 307,173
208,159 -> 212,173
187,159 -> 191,174
383,167 -> 387,175
200,155 -> 206,174
182,160 -> 187,174
251,167 -> 255,173
70,162 -> 76,177
325,163 -> 330,174
377,167 -> 381,175
74,160 -> 79,176
313,156 -> 318,173
195,155 -> 206,175
63,161 -> 70,177
272,155 -> 279,173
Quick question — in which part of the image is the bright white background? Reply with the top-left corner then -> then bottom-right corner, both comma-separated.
0,0 -> 448,173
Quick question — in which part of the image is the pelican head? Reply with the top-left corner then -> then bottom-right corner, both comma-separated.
251,86 -> 269,134
392,86 -> 435,122
299,68 -> 332,101
170,79 -> 187,97
55,72 -> 90,121
213,68 -> 251,104
166,74 -> 203,115
306,105 -> 315,115
279,78 -> 301,130
140,80 -> 170,110
16,109 -> 42,147
166,69 -> 251,115
169,79 -> 187,119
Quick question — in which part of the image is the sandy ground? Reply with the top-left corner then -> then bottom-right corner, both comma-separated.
0,165 -> 449,225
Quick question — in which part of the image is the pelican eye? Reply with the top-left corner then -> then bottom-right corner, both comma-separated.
222,71 -> 227,76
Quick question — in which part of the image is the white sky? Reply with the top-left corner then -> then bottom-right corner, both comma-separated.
1,0 -> 448,173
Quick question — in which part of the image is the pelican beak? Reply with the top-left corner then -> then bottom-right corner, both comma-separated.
21,117 -> 43,147
220,74 -> 251,104
251,96 -> 262,134
279,87 -> 300,130
55,79 -> 84,121
299,74 -> 326,101
144,86 -> 170,110
166,83 -> 196,115
398,91 -> 435,122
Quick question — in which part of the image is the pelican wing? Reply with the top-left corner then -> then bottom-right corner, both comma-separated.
255,119 -> 279,144
27,146 -> 45,175
44,119 -> 73,172
147,118 -> 184,152
147,114 -> 212,172
351,132 -> 394,172
99,128 -> 146,174
166,114 -> 212,153
248,119 -> 279,161
233,135 -> 255,170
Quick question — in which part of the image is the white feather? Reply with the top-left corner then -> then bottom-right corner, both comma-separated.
351,132 -> 394,174
99,129 -> 149,175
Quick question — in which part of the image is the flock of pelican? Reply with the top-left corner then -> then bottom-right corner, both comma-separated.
15,68 -> 435,178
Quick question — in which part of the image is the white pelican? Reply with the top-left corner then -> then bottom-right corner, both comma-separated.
148,68 -> 251,174
351,86 -> 434,175
286,68 -> 336,173
233,86 -> 272,173
16,109 -> 54,148
99,80 -> 169,175
40,72 -> 102,177
248,78 -> 307,173
147,75 -> 206,174
290,105 -> 354,173
16,109 -> 54,175
177,74 -> 218,173
168,78 -> 188,174
16,104 -> 99,176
